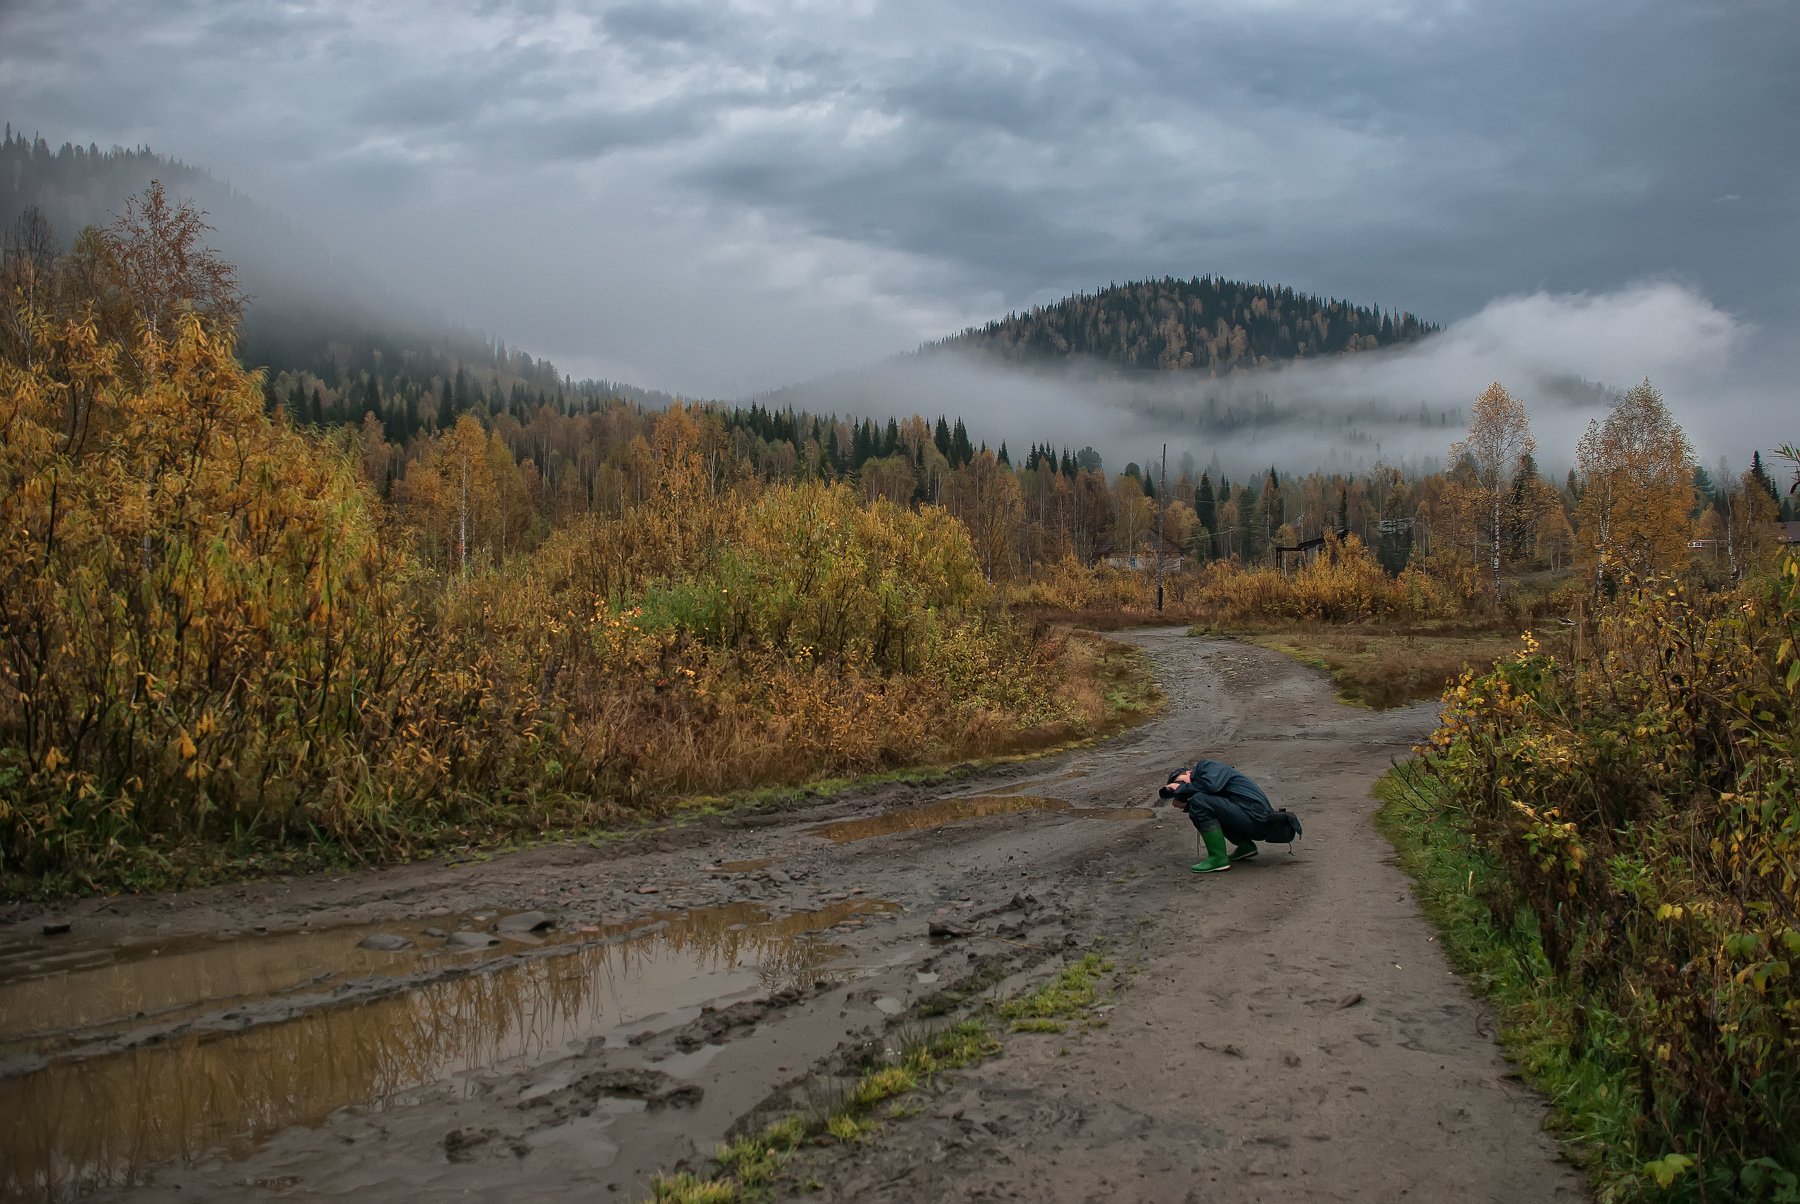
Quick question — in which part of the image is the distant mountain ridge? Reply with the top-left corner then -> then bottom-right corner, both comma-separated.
923,276 -> 1435,374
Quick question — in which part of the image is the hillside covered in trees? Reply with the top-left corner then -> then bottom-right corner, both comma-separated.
924,276 -> 1436,374
0,127 -> 681,435
7,130 -> 1459,478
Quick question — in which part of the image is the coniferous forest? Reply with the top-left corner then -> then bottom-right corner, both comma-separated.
926,276 -> 1434,372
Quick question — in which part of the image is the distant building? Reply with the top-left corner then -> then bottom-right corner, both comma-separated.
1100,530 -> 1186,572
1274,527 -> 1350,572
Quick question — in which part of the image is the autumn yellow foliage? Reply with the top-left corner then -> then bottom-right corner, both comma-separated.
0,317 -> 1091,888
1188,533 -> 1467,624
1417,564 -> 1800,1187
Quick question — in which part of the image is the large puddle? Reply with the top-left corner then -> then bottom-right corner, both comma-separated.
0,900 -> 895,1201
809,796 -> 1154,843
985,769 -> 1090,795
0,916 -> 535,1059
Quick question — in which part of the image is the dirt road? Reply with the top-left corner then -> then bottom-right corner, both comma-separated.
0,630 -> 1584,1202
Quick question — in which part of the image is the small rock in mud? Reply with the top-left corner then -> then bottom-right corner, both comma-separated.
446,931 -> 500,950
358,932 -> 414,952
635,884 -> 660,895
444,1128 -> 495,1161
767,869 -> 791,884
572,1068 -> 703,1110
670,988 -> 805,1051
497,911 -> 555,934
443,1127 -> 530,1162
422,926 -> 447,939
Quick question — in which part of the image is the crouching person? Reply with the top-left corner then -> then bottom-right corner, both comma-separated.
1159,759 -> 1303,874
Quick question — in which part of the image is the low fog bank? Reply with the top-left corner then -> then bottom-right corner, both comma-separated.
768,282 -> 1787,481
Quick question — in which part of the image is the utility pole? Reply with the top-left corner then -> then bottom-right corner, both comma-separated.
1155,442 -> 1167,612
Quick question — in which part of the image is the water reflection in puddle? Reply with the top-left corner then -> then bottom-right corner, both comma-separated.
808,796 -> 1151,843
985,769 -> 1090,796
0,899 -> 895,1201
0,917 -> 519,1059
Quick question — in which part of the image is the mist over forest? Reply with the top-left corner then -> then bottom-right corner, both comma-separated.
1,125 -> 1786,487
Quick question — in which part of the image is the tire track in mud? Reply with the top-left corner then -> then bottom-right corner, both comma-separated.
0,630 -> 1585,1202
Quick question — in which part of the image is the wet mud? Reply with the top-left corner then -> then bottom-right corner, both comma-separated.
805,794 -> 1149,843
0,631 -> 1584,1203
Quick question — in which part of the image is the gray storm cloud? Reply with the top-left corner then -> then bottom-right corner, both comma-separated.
2,0 -> 1794,416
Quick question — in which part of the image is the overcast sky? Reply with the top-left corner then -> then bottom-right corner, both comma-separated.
3,0 -> 1796,445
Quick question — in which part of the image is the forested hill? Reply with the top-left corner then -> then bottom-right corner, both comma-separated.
0,127 -> 681,428
924,276 -> 1435,374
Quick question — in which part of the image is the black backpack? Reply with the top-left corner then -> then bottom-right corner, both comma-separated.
1264,809 -> 1304,845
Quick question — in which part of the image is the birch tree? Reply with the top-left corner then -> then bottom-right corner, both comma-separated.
1448,382 -> 1536,606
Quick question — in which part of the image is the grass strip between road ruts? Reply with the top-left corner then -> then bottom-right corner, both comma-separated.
646,953 -> 1118,1203
1373,767 -> 1651,1201
1198,622 -> 1525,709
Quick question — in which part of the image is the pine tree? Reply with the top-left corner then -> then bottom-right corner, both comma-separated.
1751,451 -> 1780,503
453,366 -> 472,415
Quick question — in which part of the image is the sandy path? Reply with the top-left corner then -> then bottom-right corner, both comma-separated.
0,630 -> 1584,1202
789,630 -> 1585,1202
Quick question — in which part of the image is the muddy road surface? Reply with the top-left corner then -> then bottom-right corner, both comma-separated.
0,629 -> 1584,1202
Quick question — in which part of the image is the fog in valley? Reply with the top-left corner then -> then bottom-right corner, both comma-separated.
4,0 -> 1794,474
774,280 -> 1778,479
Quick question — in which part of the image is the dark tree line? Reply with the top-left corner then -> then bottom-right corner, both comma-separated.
924,275 -> 1435,372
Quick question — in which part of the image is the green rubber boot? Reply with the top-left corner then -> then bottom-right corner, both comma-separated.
1230,841 -> 1259,863
1191,825 -> 1232,873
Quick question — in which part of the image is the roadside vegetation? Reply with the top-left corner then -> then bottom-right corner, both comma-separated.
0,191 -> 1124,898
1381,533 -> 1800,1200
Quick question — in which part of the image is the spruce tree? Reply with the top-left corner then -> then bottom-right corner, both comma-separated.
950,418 -> 972,466
1751,451 -> 1780,503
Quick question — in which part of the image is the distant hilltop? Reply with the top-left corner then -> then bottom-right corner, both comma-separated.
920,275 -> 1436,374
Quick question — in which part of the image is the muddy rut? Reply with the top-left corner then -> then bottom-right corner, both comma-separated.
0,630 -> 1585,1202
